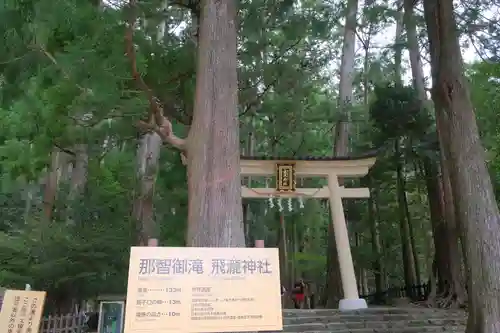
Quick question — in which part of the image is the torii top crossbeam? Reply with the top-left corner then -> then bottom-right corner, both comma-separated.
240,152 -> 377,177
239,151 -> 377,311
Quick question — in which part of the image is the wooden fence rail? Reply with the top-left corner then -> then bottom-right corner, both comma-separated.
39,312 -> 87,333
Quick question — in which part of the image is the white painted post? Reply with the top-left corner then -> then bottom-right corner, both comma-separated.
327,173 -> 367,310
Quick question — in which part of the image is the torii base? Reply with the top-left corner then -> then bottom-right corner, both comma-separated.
339,298 -> 368,311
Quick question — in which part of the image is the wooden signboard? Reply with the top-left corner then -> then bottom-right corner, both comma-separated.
276,163 -> 296,192
124,247 -> 282,333
0,290 -> 46,333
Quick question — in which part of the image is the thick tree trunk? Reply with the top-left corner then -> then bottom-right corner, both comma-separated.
185,0 -> 244,247
325,0 -> 359,307
424,0 -> 500,331
439,165 -> 466,305
333,0 -> 358,150
425,158 -> 465,306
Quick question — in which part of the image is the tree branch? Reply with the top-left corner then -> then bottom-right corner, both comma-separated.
125,0 -> 186,151
53,143 -> 76,156
37,45 -> 88,94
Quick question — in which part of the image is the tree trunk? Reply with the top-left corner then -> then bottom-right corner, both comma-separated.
423,0 -> 500,331
374,187 -> 388,289
422,159 -> 446,292
439,165 -> 466,305
278,213 -> 289,289
186,0 -> 244,247
368,177 -> 384,300
394,4 -> 420,293
403,164 -> 421,287
423,157 -> 465,306
292,221 -> 299,281
354,232 -> 368,295
325,0 -> 359,307
393,0 -> 404,85
333,0 -> 358,151
395,142 -> 417,292
243,203 -> 251,246
62,144 -> 89,226
437,123 -> 467,305
42,147 -> 70,221
404,0 -> 464,304
133,132 -> 162,245
243,123 -> 255,246
403,0 -> 426,102
323,220 -> 344,308
69,144 -> 88,195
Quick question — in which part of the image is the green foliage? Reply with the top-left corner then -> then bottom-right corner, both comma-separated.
0,0 -> 498,312
369,84 -> 431,142
0,0 -> 338,304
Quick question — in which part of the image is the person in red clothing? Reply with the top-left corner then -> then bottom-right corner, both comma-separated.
292,279 -> 306,309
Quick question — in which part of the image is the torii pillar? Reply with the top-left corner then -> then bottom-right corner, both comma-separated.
327,173 -> 365,310
240,154 -> 377,310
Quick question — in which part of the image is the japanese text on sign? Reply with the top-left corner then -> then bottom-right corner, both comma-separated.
138,258 -> 272,276
125,247 -> 282,333
276,163 -> 296,192
0,290 -> 46,333
139,259 -> 204,275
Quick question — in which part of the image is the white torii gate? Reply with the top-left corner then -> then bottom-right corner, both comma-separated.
240,154 -> 377,310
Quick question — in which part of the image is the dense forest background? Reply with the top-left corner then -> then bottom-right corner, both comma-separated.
0,0 -> 499,327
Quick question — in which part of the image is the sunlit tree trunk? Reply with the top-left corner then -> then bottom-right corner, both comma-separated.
185,0 -> 244,247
